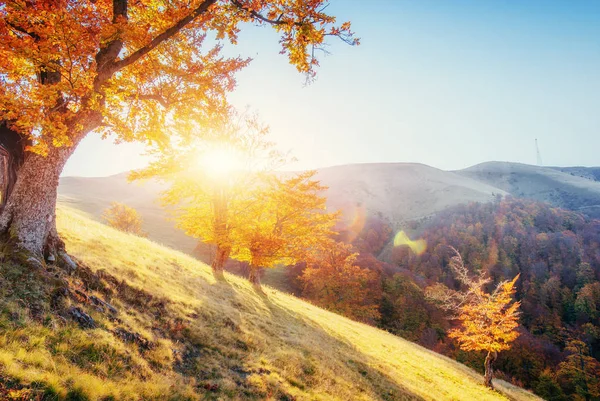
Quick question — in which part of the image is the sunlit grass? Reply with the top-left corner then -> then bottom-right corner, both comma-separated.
0,206 -> 541,400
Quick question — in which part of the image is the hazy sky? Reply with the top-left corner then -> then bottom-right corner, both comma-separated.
62,0 -> 600,177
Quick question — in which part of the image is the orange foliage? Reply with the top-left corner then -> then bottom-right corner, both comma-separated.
300,241 -> 381,323
0,0 -> 358,153
448,275 -> 521,354
426,248 -> 521,388
102,202 -> 147,237
231,171 -> 339,286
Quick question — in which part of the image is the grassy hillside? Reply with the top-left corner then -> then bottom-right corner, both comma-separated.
58,174 -> 196,254
0,206 -> 540,401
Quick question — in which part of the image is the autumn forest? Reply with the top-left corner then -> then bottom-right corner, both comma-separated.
0,1 -> 598,400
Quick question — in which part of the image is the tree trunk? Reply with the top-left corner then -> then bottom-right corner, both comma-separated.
0,148 -> 9,208
211,244 -> 230,280
0,123 -> 29,210
484,351 -> 497,389
248,264 -> 262,289
211,187 -> 230,280
0,138 -> 80,264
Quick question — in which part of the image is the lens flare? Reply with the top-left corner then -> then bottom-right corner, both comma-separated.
194,144 -> 243,179
345,203 -> 366,242
393,230 -> 427,255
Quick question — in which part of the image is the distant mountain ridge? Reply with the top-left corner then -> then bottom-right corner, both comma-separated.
58,161 -> 600,256
458,161 -> 600,218
551,165 -> 600,182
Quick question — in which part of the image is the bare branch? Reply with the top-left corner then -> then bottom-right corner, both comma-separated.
230,0 -> 302,27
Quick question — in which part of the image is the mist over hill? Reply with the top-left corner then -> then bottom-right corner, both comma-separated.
59,161 -> 600,257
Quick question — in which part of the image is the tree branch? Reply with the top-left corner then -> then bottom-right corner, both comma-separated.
5,20 -> 40,41
230,0 -> 301,27
113,0 -> 128,23
136,94 -> 170,108
111,0 -> 217,72
95,0 -> 129,76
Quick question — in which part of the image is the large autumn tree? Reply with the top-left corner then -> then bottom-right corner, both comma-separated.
426,247 -> 521,389
0,0 -> 357,266
131,110 -> 286,279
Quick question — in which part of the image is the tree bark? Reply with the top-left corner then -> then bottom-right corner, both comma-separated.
211,244 -> 230,279
484,351 -> 497,389
0,145 -> 73,261
210,186 -> 230,279
248,264 -> 262,288
0,118 -> 96,265
0,123 -> 29,210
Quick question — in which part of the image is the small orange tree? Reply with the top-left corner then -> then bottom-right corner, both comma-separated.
426,247 -> 521,389
232,171 -> 338,289
300,241 -> 381,323
102,202 -> 147,237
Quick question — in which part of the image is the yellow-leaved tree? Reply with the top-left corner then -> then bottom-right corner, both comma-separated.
134,112 -> 338,287
232,171 -> 338,288
131,111 -> 287,279
426,247 -> 521,389
102,202 -> 147,237
0,0 -> 357,266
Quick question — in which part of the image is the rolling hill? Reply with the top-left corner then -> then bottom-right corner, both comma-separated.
0,206 -> 541,401
314,163 -> 506,228
458,162 -> 600,218
58,162 -> 511,256
58,173 -> 197,253
59,161 -> 600,267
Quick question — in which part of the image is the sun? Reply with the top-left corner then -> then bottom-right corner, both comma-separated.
194,144 -> 244,179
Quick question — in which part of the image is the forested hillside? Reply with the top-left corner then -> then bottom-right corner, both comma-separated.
305,198 -> 600,401
58,168 -> 600,400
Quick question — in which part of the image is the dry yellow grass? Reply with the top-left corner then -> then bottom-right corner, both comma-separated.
0,206 -> 541,400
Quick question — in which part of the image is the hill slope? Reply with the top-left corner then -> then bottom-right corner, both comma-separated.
551,165 -> 600,182
315,163 -> 506,227
58,163 -> 508,255
458,162 -> 600,217
58,174 -> 196,253
0,207 -> 540,401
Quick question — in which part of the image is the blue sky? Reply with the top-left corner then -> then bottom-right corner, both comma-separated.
62,0 -> 600,177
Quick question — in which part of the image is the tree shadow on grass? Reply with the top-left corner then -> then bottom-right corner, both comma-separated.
240,286 -> 425,401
